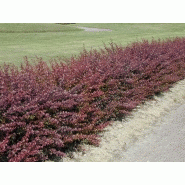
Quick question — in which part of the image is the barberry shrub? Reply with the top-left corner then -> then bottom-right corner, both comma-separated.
1,37 -> 185,162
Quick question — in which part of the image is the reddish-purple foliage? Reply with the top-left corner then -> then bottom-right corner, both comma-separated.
1,37 -> 185,161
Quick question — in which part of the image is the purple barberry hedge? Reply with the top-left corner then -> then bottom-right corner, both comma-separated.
1,37 -> 185,161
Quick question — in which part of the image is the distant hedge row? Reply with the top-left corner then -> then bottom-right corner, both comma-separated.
1,37 -> 185,162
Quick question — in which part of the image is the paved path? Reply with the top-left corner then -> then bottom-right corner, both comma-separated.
76,26 -> 112,32
116,103 -> 185,162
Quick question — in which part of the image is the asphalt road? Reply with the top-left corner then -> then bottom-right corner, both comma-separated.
116,103 -> 185,162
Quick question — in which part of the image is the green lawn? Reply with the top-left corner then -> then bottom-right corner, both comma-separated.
1,23 -> 185,66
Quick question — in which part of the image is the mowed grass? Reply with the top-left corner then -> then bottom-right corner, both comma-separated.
0,23 -> 185,66
0,23 -> 80,33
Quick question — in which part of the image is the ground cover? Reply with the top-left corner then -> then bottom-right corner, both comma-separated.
0,23 -> 185,66
1,37 -> 185,161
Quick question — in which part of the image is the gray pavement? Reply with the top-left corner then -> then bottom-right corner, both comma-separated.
76,26 -> 112,32
116,103 -> 185,162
